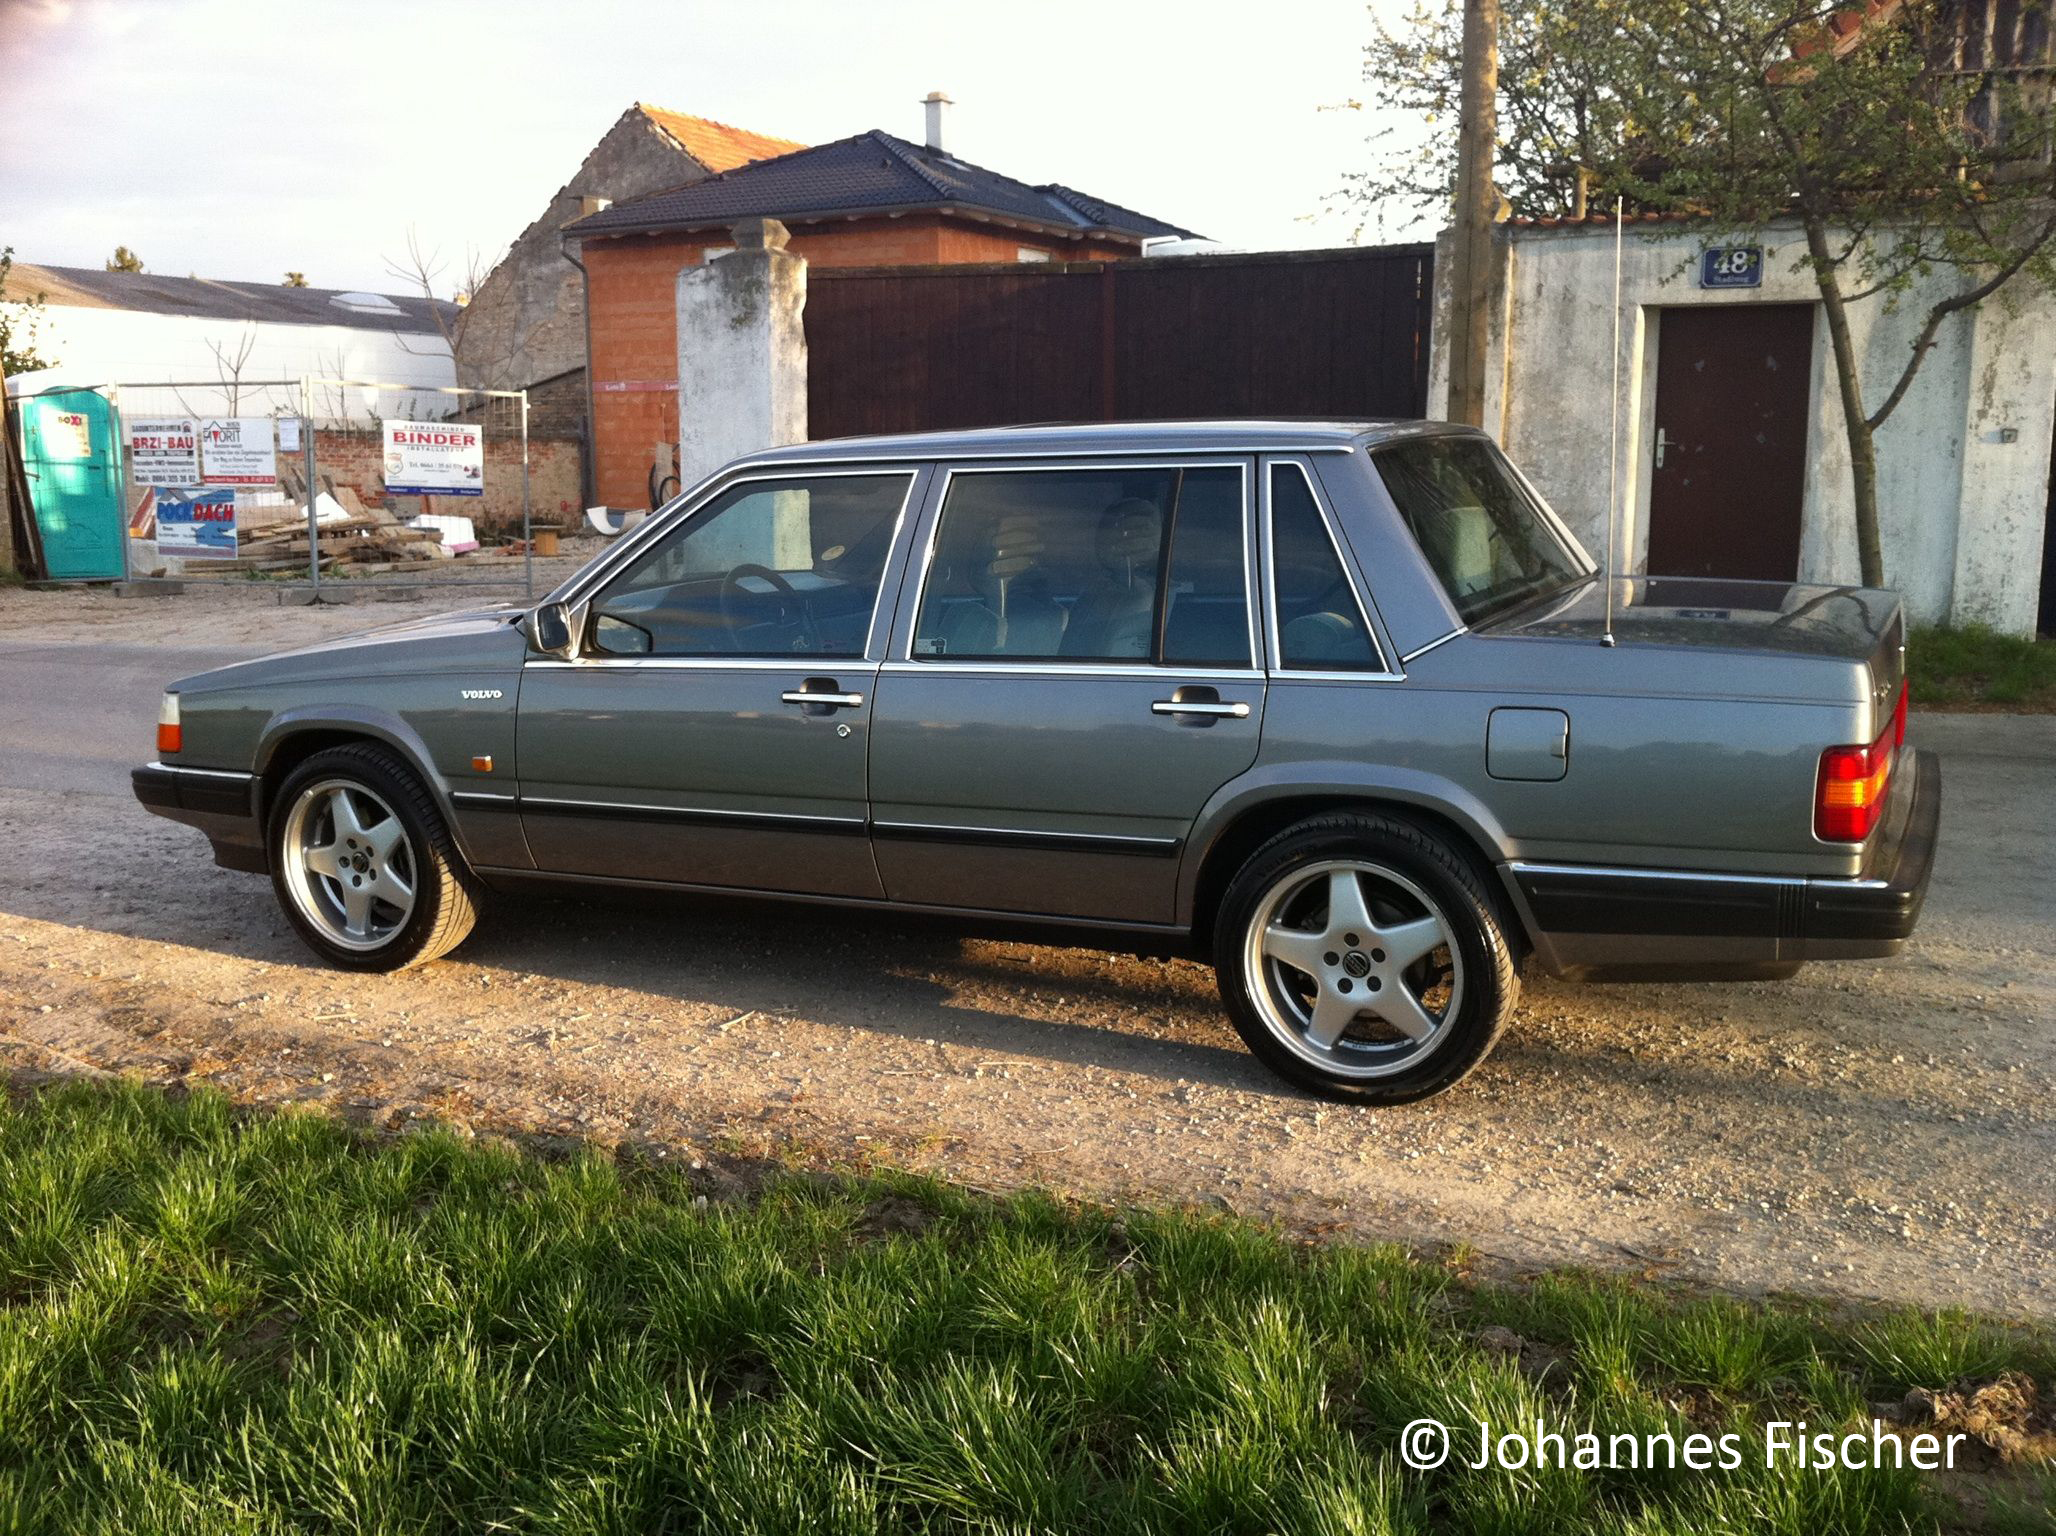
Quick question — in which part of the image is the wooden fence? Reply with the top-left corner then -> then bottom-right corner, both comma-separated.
804,244 -> 1435,439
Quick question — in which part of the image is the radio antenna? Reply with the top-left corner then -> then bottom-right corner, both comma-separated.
1601,193 -> 1624,648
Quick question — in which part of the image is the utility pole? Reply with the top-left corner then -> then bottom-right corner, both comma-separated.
1446,0 -> 1501,428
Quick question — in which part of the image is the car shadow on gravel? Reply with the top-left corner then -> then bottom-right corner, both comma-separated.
4,865 -> 1296,1097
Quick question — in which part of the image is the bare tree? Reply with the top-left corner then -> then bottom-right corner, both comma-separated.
383,227 -> 512,392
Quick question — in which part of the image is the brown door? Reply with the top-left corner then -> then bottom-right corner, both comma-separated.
1647,304 -> 1815,581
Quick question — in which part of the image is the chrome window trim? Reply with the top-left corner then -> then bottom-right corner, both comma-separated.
899,458 -> 1255,669
739,442 -> 1355,468
554,467 -> 921,640
1261,460 -> 1403,682
523,656 -> 860,673
879,660 -> 1262,682
148,762 -> 254,781
1399,627 -> 1467,664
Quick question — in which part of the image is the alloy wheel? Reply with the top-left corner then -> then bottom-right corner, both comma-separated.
1241,858 -> 1464,1079
279,778 -> 417,951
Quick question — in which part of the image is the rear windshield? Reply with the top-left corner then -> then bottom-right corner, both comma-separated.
1372,437 -> 1587,626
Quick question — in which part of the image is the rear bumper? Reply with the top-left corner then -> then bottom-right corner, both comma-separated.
133,762 -> 268,873
1506,749 -> 1940,979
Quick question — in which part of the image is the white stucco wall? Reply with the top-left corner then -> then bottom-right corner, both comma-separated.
3,305 -> 456,425
1427,220 -> 2056,633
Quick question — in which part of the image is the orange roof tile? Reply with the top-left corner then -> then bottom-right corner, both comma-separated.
636,105 -> 805,174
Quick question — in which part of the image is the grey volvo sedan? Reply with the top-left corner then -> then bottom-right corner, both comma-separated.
134,421 -> 1938,1103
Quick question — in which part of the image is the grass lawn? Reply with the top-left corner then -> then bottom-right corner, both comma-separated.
1,1080 -> 2050,1534
1907,626 -> 2056,711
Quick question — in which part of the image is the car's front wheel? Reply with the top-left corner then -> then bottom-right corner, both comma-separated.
268,744 -> 479,971
1214,813 -> 1518,1103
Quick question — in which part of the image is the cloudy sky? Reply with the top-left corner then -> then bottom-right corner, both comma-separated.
0,0 -> 1428,297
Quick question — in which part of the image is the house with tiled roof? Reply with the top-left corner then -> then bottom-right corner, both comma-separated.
452,103 -> 806,491
564,99 -> 1197,509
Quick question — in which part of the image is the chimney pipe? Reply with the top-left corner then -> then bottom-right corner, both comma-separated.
922,91 -> 952,152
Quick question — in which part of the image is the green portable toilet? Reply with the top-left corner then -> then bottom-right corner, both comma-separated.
18,388 -> 126,581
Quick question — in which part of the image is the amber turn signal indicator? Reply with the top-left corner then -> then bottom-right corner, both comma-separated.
471,755 -> 494,773
1815,683 -> 1907,843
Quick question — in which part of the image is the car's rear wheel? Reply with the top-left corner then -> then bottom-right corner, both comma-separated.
268,744 -> 479,971
1213,813 -> 1517,1103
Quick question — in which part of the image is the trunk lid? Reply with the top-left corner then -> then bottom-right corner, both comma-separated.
1482,575 -> 1904,710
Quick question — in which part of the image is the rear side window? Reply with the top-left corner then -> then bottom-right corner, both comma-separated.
1373,436 -> 1585,625
912,466 -> 1250,665
1269,465 -> 1381,672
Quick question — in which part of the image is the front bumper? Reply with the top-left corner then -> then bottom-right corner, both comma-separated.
1507,749 -> 1941,978
133,762 -> 268,873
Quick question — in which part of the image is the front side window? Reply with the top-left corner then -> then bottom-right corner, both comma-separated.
1270,465 -> 1381,672
589,474 -> 910,657
1372,436 -> 1586,626
912,466 -> 1249,665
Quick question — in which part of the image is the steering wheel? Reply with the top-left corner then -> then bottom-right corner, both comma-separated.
716,563 -> 818,651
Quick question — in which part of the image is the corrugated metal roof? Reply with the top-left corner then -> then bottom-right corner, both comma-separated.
636,105 -> 806,173
567,130 -> 1198,243
7,263 -> 456,332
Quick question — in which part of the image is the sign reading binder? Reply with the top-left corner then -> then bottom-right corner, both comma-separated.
382,420 -> 483,497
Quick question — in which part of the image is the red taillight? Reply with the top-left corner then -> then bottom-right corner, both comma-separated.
1815,684 -> 1905,842
156,693 -> 181,756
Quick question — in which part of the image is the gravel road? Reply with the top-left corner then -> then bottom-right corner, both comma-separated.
1,584 -> 2050,1319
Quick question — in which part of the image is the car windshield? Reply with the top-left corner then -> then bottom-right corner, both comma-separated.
1372,436 -> 1589,626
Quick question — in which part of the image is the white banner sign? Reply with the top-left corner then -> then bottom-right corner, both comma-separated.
156,487 -> 239,559
199,417 -> 277,486
127,417 -> 201,486
383,420 -> 483,498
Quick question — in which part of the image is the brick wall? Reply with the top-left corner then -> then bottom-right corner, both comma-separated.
309,427 -> 585,534
581,217 -> 1142,509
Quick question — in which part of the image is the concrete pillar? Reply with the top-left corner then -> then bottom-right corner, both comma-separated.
676,218 -> 807,493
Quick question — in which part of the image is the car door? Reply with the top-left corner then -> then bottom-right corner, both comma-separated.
866,458 -> 1264,925
516,467 -> 923,897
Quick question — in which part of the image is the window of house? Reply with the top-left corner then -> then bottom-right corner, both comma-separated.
1269,464 -> 1382,672
912,466 -> 1249,665
1016,247 -> 1053,264
589,474 -> 910,658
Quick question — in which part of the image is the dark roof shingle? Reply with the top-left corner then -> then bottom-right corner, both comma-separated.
567,130 -> 1197,244
9,264 -> 456,332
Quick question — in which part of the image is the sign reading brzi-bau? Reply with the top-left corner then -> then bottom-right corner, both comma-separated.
156,487 -> 239,559
1700,245 -> 1764,289
127,417 -> 201,486
383,420 -> 483,497
199,417 -> 278,485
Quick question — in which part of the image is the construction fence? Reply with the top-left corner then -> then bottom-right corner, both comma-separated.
8,376 -> 585,598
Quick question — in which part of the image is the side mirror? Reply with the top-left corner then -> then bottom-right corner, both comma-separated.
529,601 -> 582,659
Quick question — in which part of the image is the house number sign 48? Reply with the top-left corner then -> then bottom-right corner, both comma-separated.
1700,245 -> 1764,289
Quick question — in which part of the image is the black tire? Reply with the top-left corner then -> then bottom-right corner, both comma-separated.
1212,812 -> 1518,1104
267,743 -> 480,972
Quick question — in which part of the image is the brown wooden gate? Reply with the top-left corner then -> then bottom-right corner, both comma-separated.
804,245 -> 1434,439
1646,304 -> 1816,583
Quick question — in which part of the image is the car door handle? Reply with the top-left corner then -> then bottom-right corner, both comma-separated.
1151,700 -> 1249,717
781,690 -> 865,709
